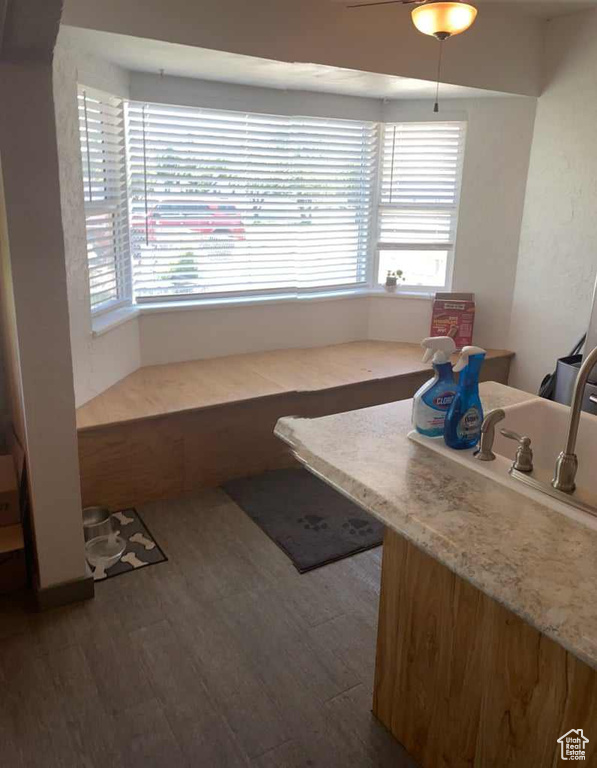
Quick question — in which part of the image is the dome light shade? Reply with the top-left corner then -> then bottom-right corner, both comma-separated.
411,2 -> 478,40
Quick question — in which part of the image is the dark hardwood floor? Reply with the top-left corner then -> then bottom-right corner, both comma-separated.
0,490 -> 417,767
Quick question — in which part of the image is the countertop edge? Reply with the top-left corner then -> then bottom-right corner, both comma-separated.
274,384 -> 597,671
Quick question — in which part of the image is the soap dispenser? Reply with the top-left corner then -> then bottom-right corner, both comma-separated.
412,336 -> 457,437
444,346 -> 486,450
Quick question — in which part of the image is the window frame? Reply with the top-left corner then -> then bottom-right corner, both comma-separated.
78,86 -> 132,316
373,121 -> 467,294
125,101 -> 378,304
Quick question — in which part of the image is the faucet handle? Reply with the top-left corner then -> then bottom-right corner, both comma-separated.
501,428 -> 526,443
500,429 -> 533,472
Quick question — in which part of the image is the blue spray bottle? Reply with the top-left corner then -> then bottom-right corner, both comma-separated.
412,336 -> 457,437
444,346 -> 486,450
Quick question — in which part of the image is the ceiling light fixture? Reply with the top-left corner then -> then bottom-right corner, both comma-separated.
411,1 -> 478,113
411,1 -> 477,40
347,0 -> 479,113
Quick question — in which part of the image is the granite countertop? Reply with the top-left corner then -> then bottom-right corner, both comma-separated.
275,381 -> 597,670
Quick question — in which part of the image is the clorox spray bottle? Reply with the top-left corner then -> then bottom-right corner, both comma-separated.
412,337 -> 457,437
444,346 -> 486,450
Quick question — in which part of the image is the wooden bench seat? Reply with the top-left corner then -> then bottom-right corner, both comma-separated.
77,341 -> 514,509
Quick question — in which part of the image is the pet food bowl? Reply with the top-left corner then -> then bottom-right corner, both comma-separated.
82,506 -> 111,542
85,534 -> 126,570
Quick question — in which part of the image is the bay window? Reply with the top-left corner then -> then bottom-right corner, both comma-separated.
77,86 -> 466,314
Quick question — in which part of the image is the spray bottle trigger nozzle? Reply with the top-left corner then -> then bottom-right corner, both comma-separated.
421,336 -> 457,365
453,345 -> 486,373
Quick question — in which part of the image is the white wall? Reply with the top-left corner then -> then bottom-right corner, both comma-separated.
139,297 -> 370,366
367,295 -> 432,345
130,72 -> 383,122
62,0 -> 544,97
508,10 -> 597,393
54,28 -> 142,408
0,36 -> 87,588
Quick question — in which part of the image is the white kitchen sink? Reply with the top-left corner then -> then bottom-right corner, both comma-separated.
408,397 -> 597,531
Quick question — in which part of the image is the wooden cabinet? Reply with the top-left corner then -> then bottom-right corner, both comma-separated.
373,529 -> 597,767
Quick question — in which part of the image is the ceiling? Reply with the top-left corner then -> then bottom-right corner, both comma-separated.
472,0 -> 597,17
336,0 -> 597,19
64,27 -> 513,100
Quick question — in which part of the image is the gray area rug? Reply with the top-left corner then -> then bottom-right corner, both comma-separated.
223,468 -> 384,573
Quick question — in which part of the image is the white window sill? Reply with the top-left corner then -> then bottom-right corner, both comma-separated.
137,287 -> 434,315
91,287 -> 435,335
91,305 -> 140,337
368,288 -> 436,300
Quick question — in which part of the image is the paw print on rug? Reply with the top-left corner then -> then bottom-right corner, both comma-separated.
343,518 -> 374,536
298,514 -> 328,532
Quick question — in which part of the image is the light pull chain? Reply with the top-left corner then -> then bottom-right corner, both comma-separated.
434,39 -> 445,114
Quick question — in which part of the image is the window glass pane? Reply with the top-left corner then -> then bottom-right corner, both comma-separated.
380,123 -> 464,206
78,86 -> 130,312
85,210 -> 120,307
378,210 -> 453,244
378,249 -> 449,288
377,122 -> 465,290
127,103 -> 376,300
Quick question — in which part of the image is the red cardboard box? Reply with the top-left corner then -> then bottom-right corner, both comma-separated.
430,292 -> 475,350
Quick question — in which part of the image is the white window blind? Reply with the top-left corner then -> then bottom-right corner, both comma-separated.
78,86 -> 131,311
377,121 -> 466,289
126,102 -> 377,300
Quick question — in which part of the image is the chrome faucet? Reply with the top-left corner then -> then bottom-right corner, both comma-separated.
552,344 -> 597,493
